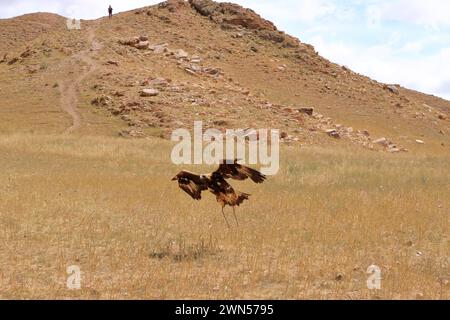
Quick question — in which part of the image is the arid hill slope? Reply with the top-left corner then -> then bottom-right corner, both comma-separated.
0,13 -> 66,51
0,0 -> 449,154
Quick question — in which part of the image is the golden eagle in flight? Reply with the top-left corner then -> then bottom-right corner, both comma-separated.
172,160 -> 267,227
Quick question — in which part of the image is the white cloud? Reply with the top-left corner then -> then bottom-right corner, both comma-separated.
313,36 -> 450,99
227,0 -> 337,24
371,0 -> 450,30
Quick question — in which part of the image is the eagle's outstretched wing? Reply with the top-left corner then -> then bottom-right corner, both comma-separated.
173,171 -> 207,200
215,160 -> 266,184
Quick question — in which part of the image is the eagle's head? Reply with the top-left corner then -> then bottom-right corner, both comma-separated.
171,171 -> 193,181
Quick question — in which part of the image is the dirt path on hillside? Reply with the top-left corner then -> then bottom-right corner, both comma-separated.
59,27 -> 102,134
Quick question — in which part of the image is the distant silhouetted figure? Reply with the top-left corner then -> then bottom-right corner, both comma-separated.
108,5 -> 113,19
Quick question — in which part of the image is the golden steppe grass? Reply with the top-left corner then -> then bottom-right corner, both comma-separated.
0,133 -> 448,299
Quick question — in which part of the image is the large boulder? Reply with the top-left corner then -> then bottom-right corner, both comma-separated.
188,0 -> 299,47
189,0 -> 218,16
189,0 -> 276,31
158,0 -> 188,12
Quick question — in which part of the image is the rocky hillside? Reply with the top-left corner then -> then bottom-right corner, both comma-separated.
0,13 -> 66,51
0,0 -> 449,154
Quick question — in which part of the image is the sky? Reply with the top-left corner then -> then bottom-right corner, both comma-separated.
1,0 -> 450,100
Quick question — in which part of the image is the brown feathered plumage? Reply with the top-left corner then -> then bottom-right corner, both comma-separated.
172,159 -> 267,227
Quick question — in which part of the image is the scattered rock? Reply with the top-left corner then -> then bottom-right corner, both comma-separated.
119,36 -> 149,49
20,47 -> 36,58
140,88 -> 160,97
438,277 -> 449,287
203,67 -> 223,76
423,104 -> 433,112
184,68 -> 198,76
119,37 -> 140,46
113,91 -> 125,97
25,65 -> 39,74
7,57 -> 19,65
325,129 -> 340,139
384,84 -> 399,95
212,120 -> 228,126
106,60 -> 119,66
174,49 -> 189,59
135,41 -> 150,50
188,64 -> 202,72
110,108 -> 122,116
0,53 -> 7,63
373,137 -> 389,147
150,43 -> 169,54
91,95 -> 112,106
149,77 -> 170,87
297,107 -> 314,116
387,145 -> 401,153
415,140 -> 425,145
119,129 -> 147,138
190,55 -> 202,63
313,113 -> 324,120
335,273 -> 344,281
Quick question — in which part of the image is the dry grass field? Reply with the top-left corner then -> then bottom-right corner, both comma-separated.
0,0 -> 449,301
0,133 -> 448,299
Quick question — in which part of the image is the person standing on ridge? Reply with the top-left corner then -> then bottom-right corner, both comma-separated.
108,5 -> 113,19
